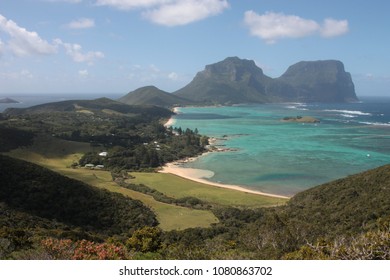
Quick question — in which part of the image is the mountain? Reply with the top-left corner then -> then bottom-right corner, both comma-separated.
174,57 -> 275,104
120,57 -> 358,106
277,60 -> 358,103
172,57 -> 358,104
119,85 -> 191,107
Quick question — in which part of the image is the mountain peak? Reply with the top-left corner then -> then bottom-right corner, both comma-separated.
203,56 -> 264,80
278,60 -> 358,102
119,85 -> 190,107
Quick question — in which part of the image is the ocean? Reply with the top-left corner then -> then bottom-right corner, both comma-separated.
172,96 -> 390,196
1,94 -> 389,196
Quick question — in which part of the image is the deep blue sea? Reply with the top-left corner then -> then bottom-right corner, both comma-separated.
172,96 -> 390,196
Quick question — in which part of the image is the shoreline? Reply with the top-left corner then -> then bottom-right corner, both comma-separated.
159,160 -> 290,199
164,107 -> 180,127
162,106 -> 289,199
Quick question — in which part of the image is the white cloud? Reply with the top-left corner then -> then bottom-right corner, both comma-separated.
244,11 -> 349,44
143,0 -> 229,26
168,72 -> 178,80
78,69 -> 89,76
55,39 -> 104,64
95,0 -> 229,26
95,0 -> 172,10
66,18 -> 95,29
320,18 -> 349,37
0,14 -> 58,56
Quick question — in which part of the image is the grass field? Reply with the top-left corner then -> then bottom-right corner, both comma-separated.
130,172 -> 287,208
5,135 -> 286,231
5,136 -> 218,231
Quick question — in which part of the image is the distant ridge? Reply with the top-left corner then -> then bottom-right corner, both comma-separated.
0,97 -> 19,104
3,97 -> 172,118
119,85 -> 192,107
119,57 -> 358,106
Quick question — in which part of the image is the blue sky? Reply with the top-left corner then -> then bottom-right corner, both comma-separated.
0,0 -> 389,97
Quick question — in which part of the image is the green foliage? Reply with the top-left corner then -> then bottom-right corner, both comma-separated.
0,126 -> 34,152
126,227 -> 162,253
1,98 -> 208,171
284,224 -> 390,260
119,85 -> 191,107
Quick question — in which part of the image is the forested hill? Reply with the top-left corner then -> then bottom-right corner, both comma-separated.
0,97 -> 208,171
119,86 -> 192,107
3,97 -> 172,118
282,164 -> 390,237
0,154 -> 157,236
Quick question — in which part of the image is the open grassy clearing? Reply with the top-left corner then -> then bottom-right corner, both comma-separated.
130,172 -> 287,208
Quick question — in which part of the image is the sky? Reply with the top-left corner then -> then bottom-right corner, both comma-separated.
0,0 -> 389,97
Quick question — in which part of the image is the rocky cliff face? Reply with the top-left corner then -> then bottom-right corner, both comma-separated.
174,57 -> 358,104
277,60 -> 358,103
173,57 -> 274,104
120,57 -> 358,106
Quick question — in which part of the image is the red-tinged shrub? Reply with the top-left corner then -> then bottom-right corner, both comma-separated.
41,238 -> 129,260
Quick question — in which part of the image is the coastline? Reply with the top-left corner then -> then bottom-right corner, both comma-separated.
159,160 -> 290,199
164,107 -> 180,127
162,106 -> 289,199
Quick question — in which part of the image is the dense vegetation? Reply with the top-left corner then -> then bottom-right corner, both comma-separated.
79,126 -> 208,170
119,85 -> 192,107
1,151 -> 389,259
0,126 -> 34,152
1,98 -> 208,171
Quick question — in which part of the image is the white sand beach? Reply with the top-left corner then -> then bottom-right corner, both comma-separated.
159,162 -> 290,199
164,107 -> 180,127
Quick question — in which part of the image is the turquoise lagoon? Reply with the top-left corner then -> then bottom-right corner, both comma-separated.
171,97 -> 390,196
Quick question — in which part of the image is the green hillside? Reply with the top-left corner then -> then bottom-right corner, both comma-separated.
0,155 -> 157,236
119,86 -> 191,107
283,164 -> 390,237
4,97 -> 172,117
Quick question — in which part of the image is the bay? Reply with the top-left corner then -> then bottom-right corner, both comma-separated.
172,96 -> 390,196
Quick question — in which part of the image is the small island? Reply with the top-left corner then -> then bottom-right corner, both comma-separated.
0,97 -> 19,104
281,116 -> 320,123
